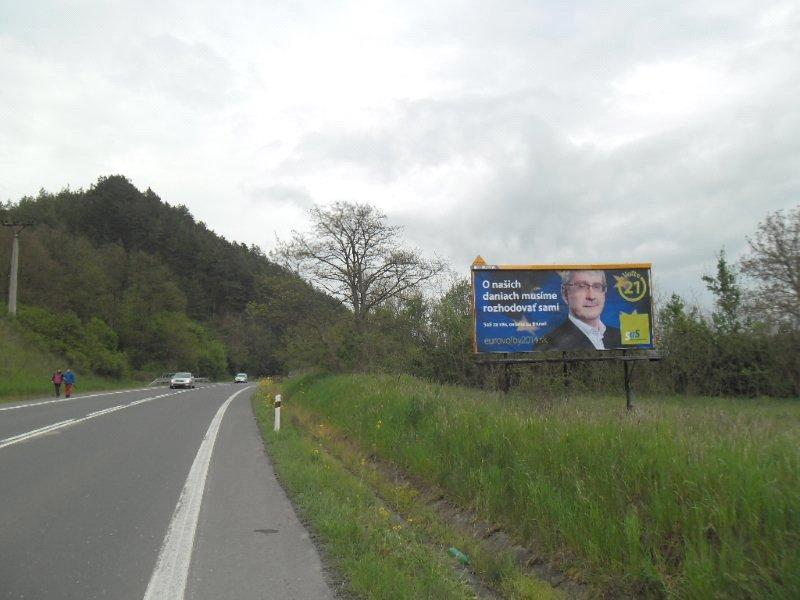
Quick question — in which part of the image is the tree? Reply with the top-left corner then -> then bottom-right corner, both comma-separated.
425,279 -> 479,384
656,293 -> 712,394
702,248 -> 743,333
740,206 -> 800,329
274,202 -> 445,337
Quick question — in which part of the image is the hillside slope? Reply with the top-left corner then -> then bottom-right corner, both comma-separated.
0,176 -> 343,377
0,315 -> 134,400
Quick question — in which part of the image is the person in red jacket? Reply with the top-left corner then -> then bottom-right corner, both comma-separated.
51,369 -> 64,397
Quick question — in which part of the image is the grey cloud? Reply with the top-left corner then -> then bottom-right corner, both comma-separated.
245,184 -> 314,209
388,87 -> 799,301
280,69 -> 799,280
282,92 -> 564,181
397,0 -> 755,90
108,35 -> 239,110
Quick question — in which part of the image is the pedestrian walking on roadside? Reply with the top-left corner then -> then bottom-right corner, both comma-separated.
63,368 -> 76,398
51,369 -> 64,397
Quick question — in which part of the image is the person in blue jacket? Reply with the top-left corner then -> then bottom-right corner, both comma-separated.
63,368 -> 76,398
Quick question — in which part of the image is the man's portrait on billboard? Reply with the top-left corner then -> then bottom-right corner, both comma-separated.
537,270 -> 622,351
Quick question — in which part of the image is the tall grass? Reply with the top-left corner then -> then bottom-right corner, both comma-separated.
283,373 -> 799,598
250,384 -> 488,599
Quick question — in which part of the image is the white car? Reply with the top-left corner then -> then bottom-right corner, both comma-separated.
234,373 -> 248,383
170,372 -> 195,389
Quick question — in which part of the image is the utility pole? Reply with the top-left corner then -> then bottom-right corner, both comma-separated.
2,222 -> 33,317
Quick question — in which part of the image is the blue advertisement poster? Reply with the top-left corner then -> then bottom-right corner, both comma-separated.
472,263 -> 654,353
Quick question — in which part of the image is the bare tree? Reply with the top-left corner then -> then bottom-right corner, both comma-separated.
274,201 -> 446,334
740,206 -> 800,328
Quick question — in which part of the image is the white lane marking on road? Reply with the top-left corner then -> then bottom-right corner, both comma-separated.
86,405 -> 127,418
0,387 -> 158,411
0,390 -> 191,451
129,397 -> 158,407
0,419 -> 76,449
143,385 -> 255,600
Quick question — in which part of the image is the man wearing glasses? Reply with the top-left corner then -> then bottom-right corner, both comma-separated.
537,270 -> 622,351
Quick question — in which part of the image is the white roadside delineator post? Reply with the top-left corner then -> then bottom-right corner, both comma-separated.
274,394 -> 281,431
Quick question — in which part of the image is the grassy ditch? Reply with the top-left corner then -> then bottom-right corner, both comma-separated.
276,372 -> 799,599
252,379 -> 561,599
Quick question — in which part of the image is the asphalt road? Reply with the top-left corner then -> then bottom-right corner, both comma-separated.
0,384 -> 334,599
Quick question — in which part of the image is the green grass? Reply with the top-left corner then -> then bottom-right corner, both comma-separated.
251,386 -> 500,599
257,388 -> 562,598
0,318 -> 140,401
281,373 -> 800,599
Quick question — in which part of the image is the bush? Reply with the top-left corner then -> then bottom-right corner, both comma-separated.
16,305 -> 129,377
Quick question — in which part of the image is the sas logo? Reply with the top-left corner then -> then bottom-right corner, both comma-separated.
619,312 -> 651,345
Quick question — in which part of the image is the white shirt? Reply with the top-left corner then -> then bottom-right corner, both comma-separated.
568,314 -> 606,349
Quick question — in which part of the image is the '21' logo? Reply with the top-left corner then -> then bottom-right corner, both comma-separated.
613,271 -> 648,302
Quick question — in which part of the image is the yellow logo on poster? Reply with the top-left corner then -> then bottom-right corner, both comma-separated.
613,271 -> 648,302
620,312 -> 651,345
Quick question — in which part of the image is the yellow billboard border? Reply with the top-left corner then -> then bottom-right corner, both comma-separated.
472,261 -> 652,271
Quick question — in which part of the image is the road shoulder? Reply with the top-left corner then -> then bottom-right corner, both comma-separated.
187,386 -> 335,600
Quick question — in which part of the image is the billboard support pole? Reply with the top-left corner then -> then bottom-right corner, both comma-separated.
476,352 -> 659,409
562,352 -> 569,393
501,354 -> 510,393
623,350 -> 633,411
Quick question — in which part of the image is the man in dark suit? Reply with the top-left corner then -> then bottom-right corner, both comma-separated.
537,270 -> 621,351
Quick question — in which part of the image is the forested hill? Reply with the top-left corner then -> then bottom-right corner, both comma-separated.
0,175 -> 342,378
7,175 -> 277,319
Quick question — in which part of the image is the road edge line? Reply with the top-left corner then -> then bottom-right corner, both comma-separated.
143,385 -> 254,600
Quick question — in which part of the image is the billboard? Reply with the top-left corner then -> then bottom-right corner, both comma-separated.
472,261 -> 654,354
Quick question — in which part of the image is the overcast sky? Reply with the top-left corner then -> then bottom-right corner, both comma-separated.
1,0 -> 798,306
